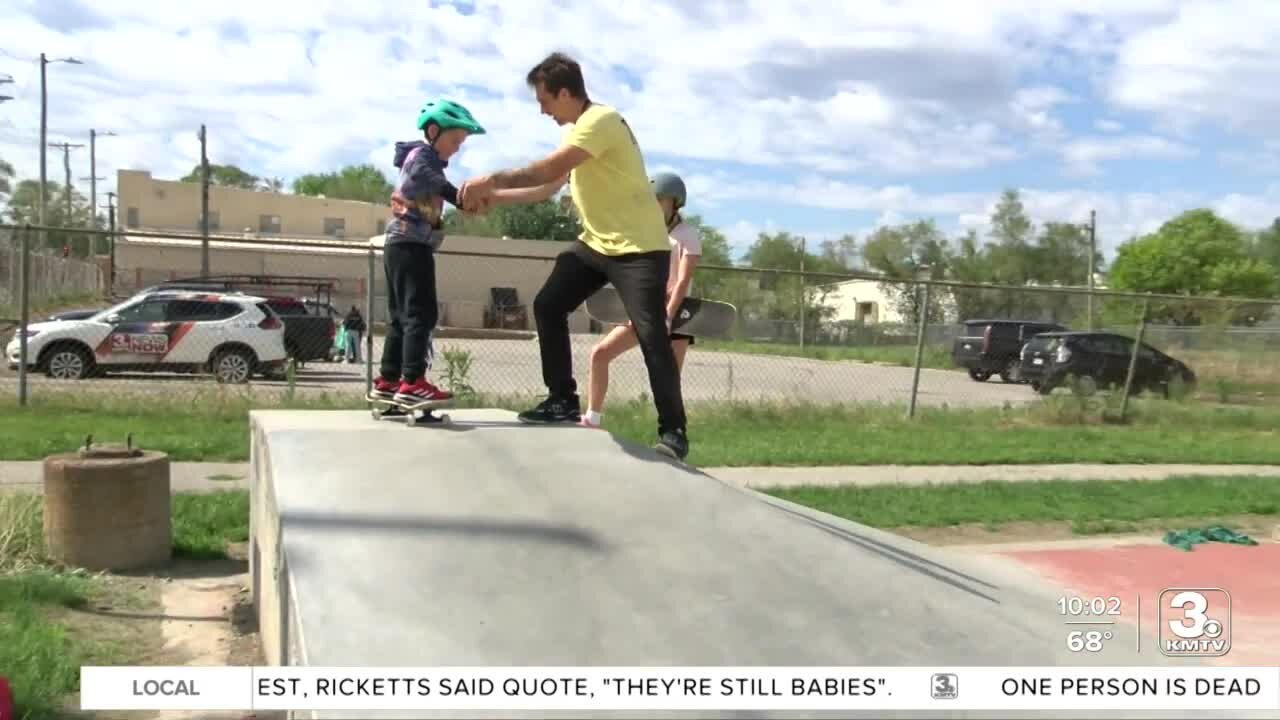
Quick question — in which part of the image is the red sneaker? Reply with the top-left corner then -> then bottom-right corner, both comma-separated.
368,376 -> 399,401
394,377 -> 453,405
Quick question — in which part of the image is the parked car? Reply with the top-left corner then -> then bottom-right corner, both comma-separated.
1019,331 -> 1196,397
6,290 -> 288,383
952,319 -> 1068,382
260,296 -> 337,365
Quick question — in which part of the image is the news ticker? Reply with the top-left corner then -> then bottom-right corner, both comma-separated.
81,666 -> 1279,712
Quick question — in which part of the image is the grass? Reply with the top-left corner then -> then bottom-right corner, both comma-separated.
0,490 -> 248,720
764,474 -> 1280,534
2,389 -> 1279,467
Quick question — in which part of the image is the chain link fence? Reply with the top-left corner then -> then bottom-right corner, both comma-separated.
3,222 -> 1279,419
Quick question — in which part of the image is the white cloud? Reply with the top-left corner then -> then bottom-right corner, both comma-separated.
0,0 -> 1275,263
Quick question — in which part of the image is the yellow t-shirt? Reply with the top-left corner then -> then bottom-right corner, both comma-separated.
562,104 -> 670,256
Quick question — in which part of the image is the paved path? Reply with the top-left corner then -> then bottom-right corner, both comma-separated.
5,460 -> 1278,494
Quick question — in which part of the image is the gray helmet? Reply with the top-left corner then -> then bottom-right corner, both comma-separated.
650,172 -> 686,208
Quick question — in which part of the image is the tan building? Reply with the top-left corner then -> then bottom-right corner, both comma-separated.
112,168 -> 597,332
118,169 -> 390,239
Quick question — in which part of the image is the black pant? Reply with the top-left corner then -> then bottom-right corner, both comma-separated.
535,241 -> 687,434
379,242 -> 438,383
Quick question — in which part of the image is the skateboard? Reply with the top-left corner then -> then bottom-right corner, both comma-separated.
368,394 -> 453,427
584,287 -> 737,338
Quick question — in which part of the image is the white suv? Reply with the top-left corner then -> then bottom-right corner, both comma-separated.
6,290 -> 288,383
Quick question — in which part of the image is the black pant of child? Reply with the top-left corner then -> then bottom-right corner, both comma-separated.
535,240 -> 687,435
379,242 -> 438,384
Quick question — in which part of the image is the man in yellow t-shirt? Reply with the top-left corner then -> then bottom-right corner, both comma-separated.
460,52 -> 689,460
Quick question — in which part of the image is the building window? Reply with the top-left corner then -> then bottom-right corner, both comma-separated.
324,217 -> 346,236
126,207 -> 140,228
260,214 -> 281,233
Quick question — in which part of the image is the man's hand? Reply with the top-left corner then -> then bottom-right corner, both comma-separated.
459,176 -> 496,211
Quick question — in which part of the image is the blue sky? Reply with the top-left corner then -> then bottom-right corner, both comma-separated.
1,0 -> 1278,263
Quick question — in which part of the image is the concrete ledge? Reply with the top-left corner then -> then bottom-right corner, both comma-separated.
248,408 -> 1207,719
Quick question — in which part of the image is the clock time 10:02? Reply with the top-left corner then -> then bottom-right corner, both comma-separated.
1057,595 -> 1123,616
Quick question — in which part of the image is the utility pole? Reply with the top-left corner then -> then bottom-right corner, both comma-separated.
104,191 -> 117,296
37,53 -> 83,252
49,140 -> 85,253
199,124 -> 210,277
1087,209 -> 1096,331
80,174 -> 106,253
88,129 -> 117,255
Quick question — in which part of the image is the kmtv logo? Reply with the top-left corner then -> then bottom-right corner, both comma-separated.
1159,588 -> 1231,657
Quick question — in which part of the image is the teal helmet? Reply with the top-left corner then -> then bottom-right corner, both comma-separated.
416,98 -> 486,136
650,172 -> 686,208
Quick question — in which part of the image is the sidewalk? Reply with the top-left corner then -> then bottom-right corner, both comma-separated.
3,461 -> 1278,494
0,461 -> 248,494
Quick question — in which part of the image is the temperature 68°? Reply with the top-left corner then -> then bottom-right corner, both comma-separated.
1068,630 -> 1113,652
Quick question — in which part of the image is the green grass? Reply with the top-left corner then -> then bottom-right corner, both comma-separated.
697,339 -> 954,369
764,475 -> 1280,533
3,390 -> 1279,467
0,490 -> 249,719
172,490 -> 250,559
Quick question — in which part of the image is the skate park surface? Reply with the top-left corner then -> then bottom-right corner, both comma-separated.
248,409 -> 1269,720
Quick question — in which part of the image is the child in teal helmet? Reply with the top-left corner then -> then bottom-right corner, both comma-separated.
369,98 -> 486,407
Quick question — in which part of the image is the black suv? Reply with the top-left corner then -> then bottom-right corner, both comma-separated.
952,319 -> 1067,383
1019,331 -> 1196,396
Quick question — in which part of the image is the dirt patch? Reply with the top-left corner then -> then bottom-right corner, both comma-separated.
895,513 -> 1280,547
58,542 -> 284,720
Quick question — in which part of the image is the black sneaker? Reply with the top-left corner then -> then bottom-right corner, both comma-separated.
654,428 -> 689,461
517,395 -> 581,424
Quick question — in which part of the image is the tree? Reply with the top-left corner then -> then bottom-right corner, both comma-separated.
4,179 -> 98,256
292,164 -> 393,204
179,163 -> 260,189
1108,209 -> 1277,325
860,220 -> 950,324
0,156 -> 14,201
441,196 -> 580,243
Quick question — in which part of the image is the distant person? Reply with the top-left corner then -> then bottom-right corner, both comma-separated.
343,305 -> 366,363
580,172 -> 700,428
368,98 -> 487,406
460,52 -> 690,460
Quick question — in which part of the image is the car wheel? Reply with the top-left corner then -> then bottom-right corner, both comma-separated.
999,359 -> 1021,383
45,345 -> 92,380
968,369 -> 991,382
212,348 -> 254,384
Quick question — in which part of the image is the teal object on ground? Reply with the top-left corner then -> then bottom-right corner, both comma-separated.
1163,525 -> 1259,551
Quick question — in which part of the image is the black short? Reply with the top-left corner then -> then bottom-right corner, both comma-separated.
671,332 -> 694,345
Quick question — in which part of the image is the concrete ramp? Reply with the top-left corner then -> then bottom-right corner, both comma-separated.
248,409 -> 1202,719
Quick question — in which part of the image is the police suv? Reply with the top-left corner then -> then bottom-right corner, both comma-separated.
6,290 -> 289,383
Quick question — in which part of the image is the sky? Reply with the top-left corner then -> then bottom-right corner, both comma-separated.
1,0 -> 1278,264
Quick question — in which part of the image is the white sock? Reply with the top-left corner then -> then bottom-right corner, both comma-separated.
585,410 -> 602,425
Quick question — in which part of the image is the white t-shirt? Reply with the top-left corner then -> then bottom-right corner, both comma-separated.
667,220 -> 702,293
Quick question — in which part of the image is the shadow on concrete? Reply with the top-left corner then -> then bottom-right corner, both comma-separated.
757,497 -> 1004,605
279,510 -> 612,552
607,433 -> 712,477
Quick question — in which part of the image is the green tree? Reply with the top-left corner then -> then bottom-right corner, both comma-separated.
860,220 -> 950,323
1108,209 -> 1277,325
4,179 -> 98,256
179,163 -> 260,189
0,156 -> 14,201
292,164 -> 393,204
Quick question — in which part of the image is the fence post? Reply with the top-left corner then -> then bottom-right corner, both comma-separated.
17,224 -> 31,407
365,246 -> 375,396
907,277 -> 932,419
1118,293 -> 1151,422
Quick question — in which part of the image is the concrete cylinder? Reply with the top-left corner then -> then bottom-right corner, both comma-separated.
42,443 -> 172,571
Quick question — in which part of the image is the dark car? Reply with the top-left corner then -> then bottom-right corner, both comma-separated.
261,296 -> 337,364
952,319 -> 1068,383
1019,331 -> 1196,397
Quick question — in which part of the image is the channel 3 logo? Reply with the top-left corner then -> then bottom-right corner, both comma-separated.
931,673 -> 958,700
1159,588 -> 1231,657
